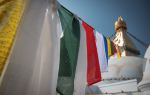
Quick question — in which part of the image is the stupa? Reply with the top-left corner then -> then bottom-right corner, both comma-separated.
86,17 -> 150,95
113,16 -> 140,56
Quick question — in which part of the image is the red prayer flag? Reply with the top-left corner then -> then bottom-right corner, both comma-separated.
112,42 -> 117,55
82,21 -> 101,86
108,39 -> 117,57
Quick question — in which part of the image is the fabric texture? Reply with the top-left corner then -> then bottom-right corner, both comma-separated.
73,22 -> 87,95
0,0 -> 61,95
0,0 -> 25,76
107,37 -> 113,57
57,5 -> 80,95
103,36 -> 108,61
112,41 -> 117,55
95,31 -> 108,72
82,21 -> 101,86
117,46 -> 121,59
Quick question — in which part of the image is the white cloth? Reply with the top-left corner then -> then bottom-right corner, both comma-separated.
73,22 -> 87,95
0,0 -> 61,95
95,31 -> 108,72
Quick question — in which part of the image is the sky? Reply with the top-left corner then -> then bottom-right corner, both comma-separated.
57,0 -> 150,56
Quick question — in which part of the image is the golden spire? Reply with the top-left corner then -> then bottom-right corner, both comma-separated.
115,16 -> 127,32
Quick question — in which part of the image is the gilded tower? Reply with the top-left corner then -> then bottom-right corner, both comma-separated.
113,16 -> 140,56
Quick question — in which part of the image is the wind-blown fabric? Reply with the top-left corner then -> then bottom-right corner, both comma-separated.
107,37 -> 113,57
0,0 -> 25,77
103,36 -> 108,61
82,21 -> 101,86
111,41 -> 117,56
73,22 -> 87,95
0,0 -> 61,95
106,37 -> 117,58
57,5 -> 80,95
116,46 -> 121,59
95,31 -> 108,72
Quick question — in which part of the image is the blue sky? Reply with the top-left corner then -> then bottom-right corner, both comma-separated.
57,0 -> 150,56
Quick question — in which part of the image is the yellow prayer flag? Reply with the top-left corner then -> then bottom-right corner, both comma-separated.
116,46 -> 121,59
107,37 -> 112,57
0,0 -> 25,75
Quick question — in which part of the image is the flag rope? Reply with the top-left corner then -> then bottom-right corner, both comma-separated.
57,2 -> 100,32
127,31 -> 148,48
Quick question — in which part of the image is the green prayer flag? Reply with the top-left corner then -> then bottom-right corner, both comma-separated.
57,6 -> 80,95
